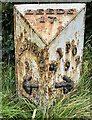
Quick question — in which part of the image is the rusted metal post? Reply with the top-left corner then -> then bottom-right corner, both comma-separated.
14,4 -> 86,106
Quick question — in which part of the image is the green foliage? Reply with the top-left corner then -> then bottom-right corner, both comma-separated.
1,93 -> 33,119
1,39 -> 92,119
2,3 -> 14,64
85,3 -> 92,40
2,63 -> 15,93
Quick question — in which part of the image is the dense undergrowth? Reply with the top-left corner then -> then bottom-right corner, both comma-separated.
1,38 -> 92,119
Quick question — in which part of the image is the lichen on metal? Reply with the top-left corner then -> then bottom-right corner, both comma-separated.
14,3 -> 86,106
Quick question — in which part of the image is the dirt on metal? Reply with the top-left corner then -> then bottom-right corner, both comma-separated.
14,4 -> 86,107
24,8 -> 78,44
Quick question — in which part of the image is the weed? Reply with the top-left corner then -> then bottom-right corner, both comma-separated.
1,39 -> 92,119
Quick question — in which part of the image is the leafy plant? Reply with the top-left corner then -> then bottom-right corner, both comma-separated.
85,3 -> 92,40
2,3 -> 14,65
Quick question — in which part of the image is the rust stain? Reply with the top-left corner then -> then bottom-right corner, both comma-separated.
14,5 -> 85,106
71,39 -> 75,45
75,55 -> 80,67
75,32 -> 77,39
77,39 -> 79,45
57,26 -> 63,32
24,9 -> 78,44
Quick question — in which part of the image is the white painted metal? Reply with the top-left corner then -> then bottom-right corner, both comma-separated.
14,4 -> 86,106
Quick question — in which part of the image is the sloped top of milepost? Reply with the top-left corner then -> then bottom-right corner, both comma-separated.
14,4 -> 86,45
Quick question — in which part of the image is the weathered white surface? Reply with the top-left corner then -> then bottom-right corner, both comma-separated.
48,8 -> 85,85
14,3 -> 86,45
14,4 -> 86,107
15,4 -> 85,15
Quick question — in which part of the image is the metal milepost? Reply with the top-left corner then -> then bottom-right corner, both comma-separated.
14,4 -> 86,106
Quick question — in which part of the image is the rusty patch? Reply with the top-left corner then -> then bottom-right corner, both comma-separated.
24,8 -> 78,44
77,39 -> 79,45
75,56 -> 80,67
75,32 -> 77,39
57,26 -> 63,31
71,39 -> 75,45
14,4 -> 86,106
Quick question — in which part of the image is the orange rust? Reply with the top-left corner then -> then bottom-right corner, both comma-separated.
75,32 -> 77,39
57,26 -> 63,31
75,55 -> 80,68
71,39 -> 75,46
77,39 -> 79,45
14,5 -> 85,106
24,8 -> 78,44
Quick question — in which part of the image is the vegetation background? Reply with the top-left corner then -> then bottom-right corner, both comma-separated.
1,2 -> 92,119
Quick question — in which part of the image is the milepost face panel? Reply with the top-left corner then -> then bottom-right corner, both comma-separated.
14,4 -> 86,106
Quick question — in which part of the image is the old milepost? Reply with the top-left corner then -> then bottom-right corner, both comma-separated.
14,4 -> 86,106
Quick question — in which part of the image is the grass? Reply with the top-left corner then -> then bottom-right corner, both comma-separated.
1,39 -> 92,119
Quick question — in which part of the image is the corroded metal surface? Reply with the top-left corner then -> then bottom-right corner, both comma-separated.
14,4 -> 86,106
24,8 -> 78,44
15,4 -> 85,45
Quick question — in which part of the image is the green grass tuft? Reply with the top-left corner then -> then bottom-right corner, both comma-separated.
1,39 -> 92,119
